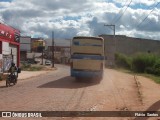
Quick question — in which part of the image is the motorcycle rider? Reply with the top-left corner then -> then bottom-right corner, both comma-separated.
8,62 -> 18,83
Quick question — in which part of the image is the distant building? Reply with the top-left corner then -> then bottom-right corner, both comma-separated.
45,46 -> 70,64
100,35 -> 160,67
20,36 -> 31,61
31,38 -> 45,52
44,39 -> 70,47
44,39 -> 70,64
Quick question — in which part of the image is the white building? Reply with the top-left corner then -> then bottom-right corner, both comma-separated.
20,36 -> 31,61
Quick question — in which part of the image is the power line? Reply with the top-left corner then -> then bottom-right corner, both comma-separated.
113,0 -> 133,24
136,1 -> 160,29
104,0 -> 132,35
111,0 -> 129,24
104,1 -> 129,35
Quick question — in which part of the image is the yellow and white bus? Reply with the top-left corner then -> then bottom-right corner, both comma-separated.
70,36 -> 105,79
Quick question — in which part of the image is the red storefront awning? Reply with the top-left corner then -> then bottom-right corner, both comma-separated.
0,23 -> 20,46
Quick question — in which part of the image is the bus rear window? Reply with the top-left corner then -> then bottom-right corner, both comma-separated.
73,41 -> 102,46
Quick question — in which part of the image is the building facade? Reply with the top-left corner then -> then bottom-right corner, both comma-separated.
44,38 -> 70,64
46,46 -> 70,64
0,23 -> 20,72
100,35 -> 160,67
20,36 -> 31,61
31,38 -> 45,52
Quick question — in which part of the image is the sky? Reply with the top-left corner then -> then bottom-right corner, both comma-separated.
0,0 -> 160,40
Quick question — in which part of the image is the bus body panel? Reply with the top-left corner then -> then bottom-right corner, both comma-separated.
71,69 -> 103,78
73,59 -> 102,71
71,46 -> 103,55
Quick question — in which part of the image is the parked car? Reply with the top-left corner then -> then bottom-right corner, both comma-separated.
45,60 -> 51,65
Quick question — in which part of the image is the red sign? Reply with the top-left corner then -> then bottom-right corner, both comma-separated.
0,29 -> 12,39
0,23 -> 20,42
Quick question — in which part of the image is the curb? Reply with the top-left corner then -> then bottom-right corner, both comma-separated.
134,74 -> 143,105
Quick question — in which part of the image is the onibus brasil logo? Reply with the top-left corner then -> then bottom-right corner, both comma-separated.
2,112 -> 42,118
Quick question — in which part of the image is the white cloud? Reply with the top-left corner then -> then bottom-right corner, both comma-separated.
113,0 -> 157,6
132,0 -> 156,6
0,2 -> 11,9
0,0 -> 160,40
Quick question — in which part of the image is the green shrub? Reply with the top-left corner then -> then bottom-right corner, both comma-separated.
152,59 -> 160,76
115,53 -> 160,77
21,63 -> 31,70
154,68 -> 160,76
29,66 -> 43,71
21,62 -> 43,71
132,53 -> 156,73
115,53 -> 132,69
154,59 -> 160,69
145,67 -> 155,74
22,66 -> 43,71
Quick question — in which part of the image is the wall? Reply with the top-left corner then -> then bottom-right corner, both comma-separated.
20,36 -> 31,52
100,35 -> 160,67
46,46 -> 70,64
20,51 -> 27,61
1,42 -> 17,71
2,42 -> 10,55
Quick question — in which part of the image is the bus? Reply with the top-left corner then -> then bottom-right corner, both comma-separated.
70,36 -> 105,79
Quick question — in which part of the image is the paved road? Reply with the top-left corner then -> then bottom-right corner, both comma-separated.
0,64 -> 159,120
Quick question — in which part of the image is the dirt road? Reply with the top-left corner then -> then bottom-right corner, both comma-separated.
0,64 -> 160,120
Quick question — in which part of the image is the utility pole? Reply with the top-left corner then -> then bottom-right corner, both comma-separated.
52,31 -> 54,68
104,24 -> 115,37
41,47 -> 44,65
11,49 -> 13,61
65,38 -> 72,55
104,24 -> 116,67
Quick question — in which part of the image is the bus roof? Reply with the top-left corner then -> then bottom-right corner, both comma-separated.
73,36 -> 104,41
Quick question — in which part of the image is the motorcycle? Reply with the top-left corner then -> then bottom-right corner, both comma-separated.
6,74 -> 17,87
6,68 -> 21,87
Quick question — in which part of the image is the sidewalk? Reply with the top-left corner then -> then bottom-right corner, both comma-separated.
0,67 -> 57,81
0,67 -> 57,87
19,65 -> 58,80
18,71 -> 50,80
